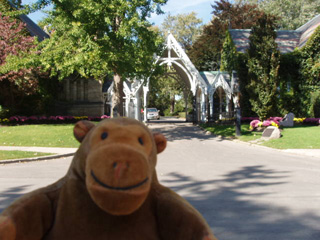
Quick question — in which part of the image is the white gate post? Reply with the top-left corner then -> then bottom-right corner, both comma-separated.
208,91 -> 214,121
201,91 -> 206,122
143,86 -> 149,122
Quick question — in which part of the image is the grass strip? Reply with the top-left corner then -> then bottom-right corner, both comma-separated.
0,124 -> 80,148
0,150 -> 53,160
201,123 -> 320,149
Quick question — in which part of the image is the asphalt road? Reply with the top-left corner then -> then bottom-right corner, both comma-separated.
1,122 -> 319,240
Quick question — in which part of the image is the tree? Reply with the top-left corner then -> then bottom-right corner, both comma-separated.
148,67 -> 186,115
300,26 -> 320,88
246,14 -> 280,120
188,0 -> 264,71
2,0 -> 167,117
161,12 -> 203,50
235,0 -> 320,29
0,13 -> 42,112
300,25 -> 320,117
220,30 -> 238,75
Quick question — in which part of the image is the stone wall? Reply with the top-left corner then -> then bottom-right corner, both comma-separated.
56,78 -> 105,116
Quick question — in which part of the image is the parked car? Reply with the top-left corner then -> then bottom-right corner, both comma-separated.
147,108 -> 160,120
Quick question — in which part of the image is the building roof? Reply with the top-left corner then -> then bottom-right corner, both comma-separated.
7,2 -> 49,41
229,14 -> 320,53
19,14 -> 49,41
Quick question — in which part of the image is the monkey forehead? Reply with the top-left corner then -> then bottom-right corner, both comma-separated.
92,119 -> 153,141
96,122 -> 150,136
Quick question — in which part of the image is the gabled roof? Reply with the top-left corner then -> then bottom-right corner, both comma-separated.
229,14 -> 320,54
7,2 -> 49,41
19,14 -> 49,41
297,14 -> 320,48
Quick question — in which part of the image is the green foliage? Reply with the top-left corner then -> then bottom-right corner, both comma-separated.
300,25 -> 320,88
0,7 -> 57,116
246,14 -> 280,120
309,90 -> 320,117
298,25 -> 320,117
1,0 -> 167,81
235,0 -> 320,30
277,52 -> 307,116
149,67 -> 183,115
189,0 -> 265,71
161,12 -> 203,50
220,30 -> 238,75
236,53 -> 256,117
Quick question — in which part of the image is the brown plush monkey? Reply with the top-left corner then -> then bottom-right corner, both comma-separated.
0,118 -> 217,240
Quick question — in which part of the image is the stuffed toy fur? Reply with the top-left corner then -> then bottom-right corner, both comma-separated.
0,117 -> 217,240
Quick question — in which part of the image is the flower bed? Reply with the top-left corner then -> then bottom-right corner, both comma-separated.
249,118 -> 281,131
0,115 -> 110,125
247,116 -> 320,131
302,118 -> 320,125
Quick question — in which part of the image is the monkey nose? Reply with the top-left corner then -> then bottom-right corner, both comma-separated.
113,162 -> 129,179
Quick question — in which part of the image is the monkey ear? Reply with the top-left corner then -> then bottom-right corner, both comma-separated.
153,133 -> 167,154
74,120 -> 95,143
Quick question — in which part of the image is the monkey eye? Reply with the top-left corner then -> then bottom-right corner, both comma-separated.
138,137 -> 144,145
101,132 -> 108,140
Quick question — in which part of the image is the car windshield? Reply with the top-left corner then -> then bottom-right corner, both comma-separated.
147,108 -> 157,112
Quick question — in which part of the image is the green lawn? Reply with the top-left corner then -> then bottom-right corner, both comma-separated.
262,125 -> 320,149
0,123 -> 319,150
201,123 -> 320,149
0,150 -> 53,160
0,124 -> 80,148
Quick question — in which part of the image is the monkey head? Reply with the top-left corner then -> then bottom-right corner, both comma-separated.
73,118 -> 166,216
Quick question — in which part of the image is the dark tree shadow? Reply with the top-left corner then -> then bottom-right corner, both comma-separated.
0,185 -> 29,212
160,166 -> 320,240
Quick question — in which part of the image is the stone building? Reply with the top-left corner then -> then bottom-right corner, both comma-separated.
56,77 -> 105,117
229,14 -> 320,54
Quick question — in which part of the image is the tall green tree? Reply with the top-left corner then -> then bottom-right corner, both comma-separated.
235,0 -> 320,29
300,26 -> 320,88
1,0 -> 167,117
300,25 -> 320,117
246,13 -> 280,120
220,30 -> 238,75
161,12 -> 203,50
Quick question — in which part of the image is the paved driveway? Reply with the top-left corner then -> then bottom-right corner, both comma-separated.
1,122 -> 319,240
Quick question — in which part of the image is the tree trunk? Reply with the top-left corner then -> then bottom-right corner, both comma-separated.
170,92 -> 175,114
111,73 -> 124,117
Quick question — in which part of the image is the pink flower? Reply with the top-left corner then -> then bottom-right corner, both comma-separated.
250,120 -> 260,129
262,120 -> 272,127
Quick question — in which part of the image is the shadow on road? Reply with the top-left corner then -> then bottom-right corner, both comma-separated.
162,165 -> 320,240
0,185 -> 29,212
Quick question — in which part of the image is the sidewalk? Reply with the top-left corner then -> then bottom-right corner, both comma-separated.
281,149 -> 320,158
0,144 -> 319,164
0,146 -> 77,164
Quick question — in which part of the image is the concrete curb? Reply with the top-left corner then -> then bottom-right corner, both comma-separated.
0,152 -> 75,165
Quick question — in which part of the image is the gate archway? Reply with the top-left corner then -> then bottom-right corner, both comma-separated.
104,34 -> 240,123
142,33 -> 209,122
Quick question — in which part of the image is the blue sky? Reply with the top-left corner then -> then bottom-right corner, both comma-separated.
22,0 -> 216,26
